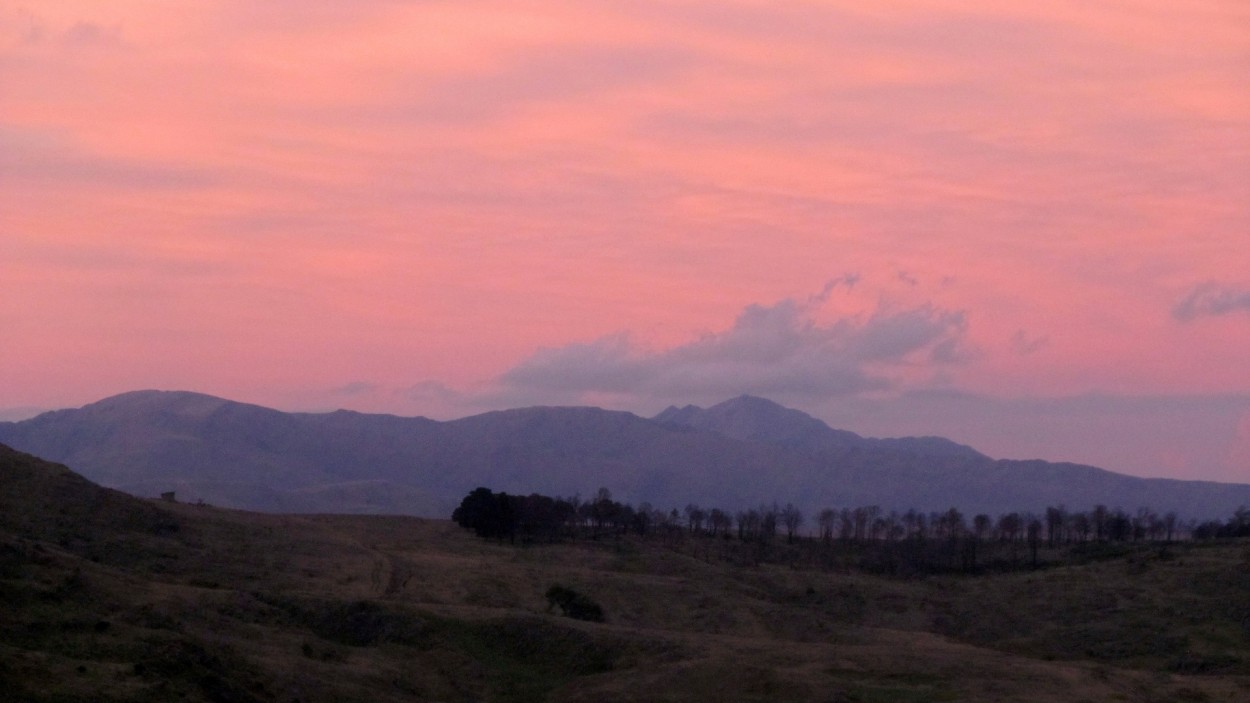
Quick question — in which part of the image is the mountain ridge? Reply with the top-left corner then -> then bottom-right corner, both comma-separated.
3,390 -> 1248,520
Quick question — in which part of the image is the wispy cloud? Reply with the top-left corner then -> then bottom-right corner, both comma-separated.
1174,283 -> 1250,321
327,381 -> 377,397
1010,329 -> 1049,355
1,125 -> 220,191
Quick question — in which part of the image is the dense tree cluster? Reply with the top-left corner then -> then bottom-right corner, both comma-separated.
451,487 -> 574,542
1192,507 -> 1250,540
451,486 -> 655,543
452,486 -> 1249,576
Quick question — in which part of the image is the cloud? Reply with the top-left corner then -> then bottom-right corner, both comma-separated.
63,21 -> 122,47
1,125 -> 219,191
1173,283 -> 1250,321
403,380 -> 466,405
1010,329 -> 1048,355
393,42 -> 696,126
808,274 -> 860,304
497,285 -> 969,405
327,381 -> 377,397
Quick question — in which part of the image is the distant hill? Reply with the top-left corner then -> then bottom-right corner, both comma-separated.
655,394 -> 986,459
2,390 -> 1249,520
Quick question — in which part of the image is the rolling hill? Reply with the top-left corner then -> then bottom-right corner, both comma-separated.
3,442 -> 1250,702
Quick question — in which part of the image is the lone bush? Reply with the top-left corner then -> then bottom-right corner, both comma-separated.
545,585 -> 605,623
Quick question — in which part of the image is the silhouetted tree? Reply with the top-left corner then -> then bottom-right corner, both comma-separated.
452,487 -> 578,542
633,501 -> 654,536
1093,504 -> 1109,541
939,507 -> 965,540
972,514 -> 991,541
760,503 -> 779,541
969,513 -> 991,572
1045,505 -> 1066,547
817,508 -> 837,542
1069,511 -> 1091,542
1163,511 -> 1178,543
781,503 -> 804,543
708,508 -> 732,537
684,503 -> 705,534
1027,517 -> 1043,568
839,508 -> 855,542
452,487 -> 517,540
1107,509 -> 1132,541
997,512 -> 1022,543
735,509 -> 751,540
997,512 -> 1022,565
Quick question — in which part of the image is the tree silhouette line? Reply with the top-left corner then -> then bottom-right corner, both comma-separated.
452,486 -> 1250,575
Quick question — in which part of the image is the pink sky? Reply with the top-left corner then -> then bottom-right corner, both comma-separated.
3,1 -> 1250,481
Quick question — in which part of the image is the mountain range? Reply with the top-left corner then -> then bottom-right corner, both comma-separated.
2,389 -> 1248,520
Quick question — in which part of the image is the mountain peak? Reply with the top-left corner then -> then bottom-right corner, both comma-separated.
77,390 -> 237,420
712,394 -> 789,411
653,404 -> 701,425
87,389 -> 227,406
653,395 -> 863,449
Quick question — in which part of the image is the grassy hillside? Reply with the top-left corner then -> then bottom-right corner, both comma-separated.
3,444 -> 1249,702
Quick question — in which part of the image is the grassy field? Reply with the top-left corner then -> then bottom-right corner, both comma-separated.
3,446 -> 1249,702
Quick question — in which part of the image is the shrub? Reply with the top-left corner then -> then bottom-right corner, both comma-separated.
545,585 -> 605,623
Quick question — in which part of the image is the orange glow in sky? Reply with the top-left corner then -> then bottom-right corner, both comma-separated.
3,1 -> 1249,481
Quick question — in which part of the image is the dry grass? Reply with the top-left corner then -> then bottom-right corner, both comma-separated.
3,448 -> 1250,701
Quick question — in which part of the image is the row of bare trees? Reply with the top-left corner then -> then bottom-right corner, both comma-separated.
647,502 -> 1188,548
803,504 -> 1184,546
453,486 -> 1244,574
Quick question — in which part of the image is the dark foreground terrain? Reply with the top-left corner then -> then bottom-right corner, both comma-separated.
3,444 -> 1250,702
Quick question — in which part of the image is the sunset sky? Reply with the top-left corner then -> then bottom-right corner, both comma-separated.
3,1 -> 1249,482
